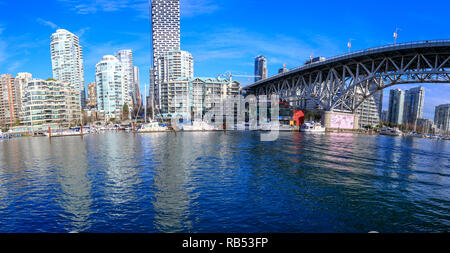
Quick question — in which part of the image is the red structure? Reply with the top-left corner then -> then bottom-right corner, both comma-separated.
272,101 -> 305,127
293,110 -> 305,126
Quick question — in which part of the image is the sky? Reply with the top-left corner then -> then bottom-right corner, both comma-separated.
0,0 -> 449,119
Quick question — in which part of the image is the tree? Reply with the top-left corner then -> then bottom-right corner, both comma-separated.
122,103 -> 129,120
13,118 -> 21,127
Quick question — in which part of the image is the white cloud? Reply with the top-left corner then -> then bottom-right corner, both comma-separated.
58,0 -> 136,14
36,18 -> 60,29
7,61 -> 26,73
57,0 -> 219,18
181,0 -> 219,17
185,27 -> 339,68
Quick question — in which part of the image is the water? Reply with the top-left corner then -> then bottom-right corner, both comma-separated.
0,132 -> 449,233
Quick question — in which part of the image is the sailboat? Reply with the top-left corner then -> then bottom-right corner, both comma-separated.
137,83 -> 169,133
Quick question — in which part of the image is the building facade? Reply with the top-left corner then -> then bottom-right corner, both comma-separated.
156,50 -> 194,114
403,86 -> 425,125
162,77 -> 240,120
387,89 -> 405,125
86,82 -> 97,109
50,29 -> 86,108
151,0 -> 181,107
417,118 -> 435,134
434,104 -> 450,133
95,55 -> 126,119
133,66 -> 141,108
355,90 -> 383,128
20,79 -> 81,127
0,74 -> 21,126
254,55 -> 268,82
14,72 -> 33,113
116,49 -> 134,107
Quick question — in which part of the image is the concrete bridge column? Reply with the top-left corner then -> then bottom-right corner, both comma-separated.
322,111 -> 359,131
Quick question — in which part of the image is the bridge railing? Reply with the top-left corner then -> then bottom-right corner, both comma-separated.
245,39 -> 450,89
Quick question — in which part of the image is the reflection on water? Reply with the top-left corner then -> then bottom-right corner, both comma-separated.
148,133 -> 196,232
52,138 -> 93,232
0,132 -> 449,233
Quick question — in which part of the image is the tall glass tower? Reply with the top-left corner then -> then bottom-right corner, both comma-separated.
151,0 -> 181,111
403,86 -> 425,125
116,49 -> 134,107
254,55 -> 268,82
95,55 -> 125,118
50,29 -> 85,108
387,89 -> 405,125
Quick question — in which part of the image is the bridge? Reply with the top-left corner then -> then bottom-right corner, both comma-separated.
243,40 -> 450,129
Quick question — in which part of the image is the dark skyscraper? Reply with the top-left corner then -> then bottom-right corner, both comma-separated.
254,55 -> 267,82
403,86 -> 425,125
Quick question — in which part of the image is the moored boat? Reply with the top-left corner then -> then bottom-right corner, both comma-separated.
137,121 -> 169,132
179,121 -> 219,131
300,122 -> 326,132
379,127 -> 403,136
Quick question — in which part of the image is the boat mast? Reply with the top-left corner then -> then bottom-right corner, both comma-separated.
144,83 -> 147,123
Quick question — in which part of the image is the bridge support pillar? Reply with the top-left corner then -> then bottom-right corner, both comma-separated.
322,111 -> 359,131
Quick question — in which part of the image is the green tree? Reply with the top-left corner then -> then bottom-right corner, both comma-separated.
122,103 -> 129,120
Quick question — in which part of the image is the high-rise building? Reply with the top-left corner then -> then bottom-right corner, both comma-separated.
387,89 -> 405,125
14,73 -> 32,112
254,55 -> 267,82
151,0 -> 180,63
381,110 -> 388,122
157,50 -> 194,83
416,118 -> 434,133
133,66 -> 141,108
86,82 -> 97,108
151,0 -> 181,103
156,50 -> 194,114
95,55 -> 126,118
0,74 -> 21,126
50,29 -> 86,108
165,77 -> 240,119
116,49 -> 134,107
403,86 -> 425,125
355,89 -> 383,128
434,104 -> 450,133
20,79 -> 81,127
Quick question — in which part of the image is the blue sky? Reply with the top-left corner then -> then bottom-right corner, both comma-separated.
0,0 -> 449,119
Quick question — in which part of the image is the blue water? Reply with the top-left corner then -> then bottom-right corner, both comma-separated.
0,132 -> 449,233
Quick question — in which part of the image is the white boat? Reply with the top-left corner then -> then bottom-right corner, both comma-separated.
261,122 -> 295,131
300,122 -> 326,132
44,130 -> 83,137
379,127 -> 403,136
408,132 -> 425,138
180,121 -> 219,131
138,121 -> 168,132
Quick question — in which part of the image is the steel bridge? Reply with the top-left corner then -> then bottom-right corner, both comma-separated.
243,40 -> 450,113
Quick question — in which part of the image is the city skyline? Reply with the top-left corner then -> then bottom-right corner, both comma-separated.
0,0 -> 450,119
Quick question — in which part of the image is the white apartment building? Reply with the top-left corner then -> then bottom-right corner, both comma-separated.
164,77 -> 240,120
20,79 -> 81,127
116,49 -> 134,107
95,55 -> 126,119
15,72 -> 32,112
156,50 -> 194,113
50,29 -> 85,107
